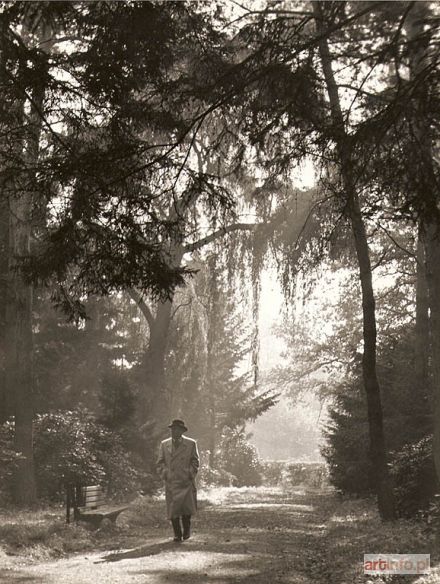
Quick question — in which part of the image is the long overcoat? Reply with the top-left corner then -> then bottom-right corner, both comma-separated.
156,436 -> 200,519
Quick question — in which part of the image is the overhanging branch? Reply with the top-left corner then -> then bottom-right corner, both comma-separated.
184,222 -> 257,253
128,288 -> 155,329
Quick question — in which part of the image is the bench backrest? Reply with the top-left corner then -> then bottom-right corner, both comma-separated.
81,485 -> 105,509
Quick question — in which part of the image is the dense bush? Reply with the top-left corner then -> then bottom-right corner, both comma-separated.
389,435 -> 438,517
0,410 -> 156,500
322,329 -> 437,516
0,422 -> 19,502
217,429 -> 263,487
261,460 -> 329,488
261,460 -> 286,486
198,465 -> 236,487
321,379 -> 373,495
284,462 -> 329,488
33,410 -> 106,499
0,410 -> 151,502
191,448 -> 235,487
33,410 -> 151,501
87,421 -> 154,498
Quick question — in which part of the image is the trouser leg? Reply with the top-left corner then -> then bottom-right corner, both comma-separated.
171,517 -> 182,540
182,514 -> 191,539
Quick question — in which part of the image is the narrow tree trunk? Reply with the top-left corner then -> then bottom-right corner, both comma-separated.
414,226 -> 431,431
208,406 -> 216,468
206,253 -> 219,469
314,1 -> 396,520
424,224 -> 440,480
404,1 -> 440,483
348,192 -> 396,520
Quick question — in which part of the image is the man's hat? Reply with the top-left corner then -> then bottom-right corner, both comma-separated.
168,419 -> 187,432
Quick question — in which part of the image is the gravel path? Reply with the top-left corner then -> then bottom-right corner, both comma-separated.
1,487 -> 337,584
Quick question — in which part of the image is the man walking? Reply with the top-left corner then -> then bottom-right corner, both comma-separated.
157,419 -> 200,542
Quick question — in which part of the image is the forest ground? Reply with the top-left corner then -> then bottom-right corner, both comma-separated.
0,485 -> 439,584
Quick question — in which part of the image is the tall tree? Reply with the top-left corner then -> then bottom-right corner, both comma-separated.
404,1 -> 440,483
313,0 -> 396,519
2,8 -> 52,503
165,252 -> 277,463
356,0 -> 439,482
0,1 -> 226,501
203,0 -> 400,518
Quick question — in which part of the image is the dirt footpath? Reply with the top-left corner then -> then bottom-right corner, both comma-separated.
0,487 -> 353,584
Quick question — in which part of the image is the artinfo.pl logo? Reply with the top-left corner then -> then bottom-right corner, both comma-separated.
364,554 -> 430,575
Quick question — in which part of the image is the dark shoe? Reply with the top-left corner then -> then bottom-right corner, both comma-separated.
182,514 -> 191,540
171,517 -> 182,541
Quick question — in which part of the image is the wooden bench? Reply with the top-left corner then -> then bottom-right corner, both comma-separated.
66,484 -> 128,527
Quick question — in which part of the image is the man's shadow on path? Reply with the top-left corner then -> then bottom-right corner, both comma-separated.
97,503 -> 327,565
97,540 -> 180,562
96,537 -> 246,564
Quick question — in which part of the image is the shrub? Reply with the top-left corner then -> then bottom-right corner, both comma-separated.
389,435 -> 439,517
284,462 -> 329,488
261,460 -> 285,486
88,424 -> 154,498
0,421 -> 19,502
321,381 -> 373,495
217,429 -> 263,487
33,410 -> 147,501
422,495 -> 440,531
34,410 -> 106,500
198,464 -> 235,487
322,330 -> 434,499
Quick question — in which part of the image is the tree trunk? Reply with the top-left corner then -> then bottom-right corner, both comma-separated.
414,226 -> 431,432
314,1 -> 396,520
0,193 -> 8,423
404,1 -> 440,483
0,12 -> 12,423
7,260 -> 36,504
8,133 -> 38,504
348,192 -> 396,520
424,223 -> 440,481
145,296 -> 174,437
6,27 -> 48,504
135,246 -> 185,438
206,254 -> 219,469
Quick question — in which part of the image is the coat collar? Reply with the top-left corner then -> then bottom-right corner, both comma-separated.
165,436 -> 189,457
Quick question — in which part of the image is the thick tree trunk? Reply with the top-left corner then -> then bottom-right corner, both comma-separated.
7,125 -> 38,503
314,2 -> 396,520
0,12 -> 12,423
139,246 -> 185,437
7,243 -> 36,504
145,296 -> 174,437
0,194 -> 8,423
6,30 -> 47,504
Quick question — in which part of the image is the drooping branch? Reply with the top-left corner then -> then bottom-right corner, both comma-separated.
171,298 -> 193,320
377,223 -> 418,263
184,223 -> 257,253
128,288 -> 155,330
